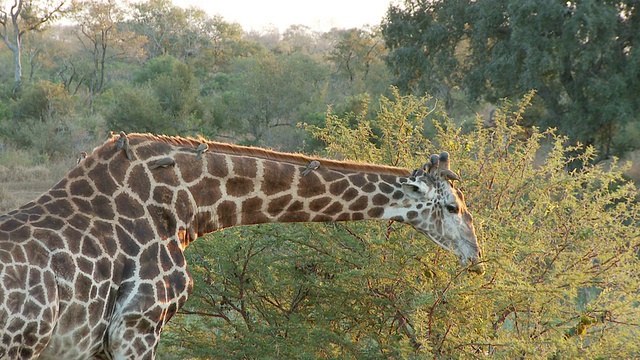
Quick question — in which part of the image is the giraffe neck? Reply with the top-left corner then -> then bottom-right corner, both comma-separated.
68,134 -> 416,251
190,152 -> 411,238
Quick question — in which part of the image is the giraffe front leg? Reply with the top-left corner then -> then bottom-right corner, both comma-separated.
103,293 -> 187,359
103,307 -> 163,360
103,262 -> 193,359
0,266 -> 59,359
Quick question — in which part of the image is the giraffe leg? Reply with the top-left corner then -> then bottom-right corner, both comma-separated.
102,261 -> 192,360
102,308 -> 164,360
0,267 -> 58,359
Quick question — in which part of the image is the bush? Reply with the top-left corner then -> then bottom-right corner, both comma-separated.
159,91 -> 639,359
11,80 -> 74,121
103,59 -> 204,136
153,62 -> 204,121
102,84 -> 168,134
133,55 -> 179,84
612,120 -> 640,155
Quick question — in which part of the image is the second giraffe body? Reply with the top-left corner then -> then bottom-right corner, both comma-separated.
0,134 -> 482,359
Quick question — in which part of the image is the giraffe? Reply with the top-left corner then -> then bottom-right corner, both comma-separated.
0,133 -> 483,359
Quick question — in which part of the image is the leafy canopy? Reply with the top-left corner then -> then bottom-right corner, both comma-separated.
381,0 -> 640,157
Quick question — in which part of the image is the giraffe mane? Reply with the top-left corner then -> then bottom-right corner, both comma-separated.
103,133 -> 411,176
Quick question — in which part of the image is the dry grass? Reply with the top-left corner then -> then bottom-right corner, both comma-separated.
0,164 -> 51,182
0,160 -> 76,213
0,187 -> 18,213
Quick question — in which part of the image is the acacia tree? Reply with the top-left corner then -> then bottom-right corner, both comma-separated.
0,0 -> 67,93
128,0 -> 185,59
102,55 -> 204,135
381,0 -> 640,157
215,52 -> 329,146
158,90 -> 639,359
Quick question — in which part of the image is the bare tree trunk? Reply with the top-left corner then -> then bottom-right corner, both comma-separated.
0,34 -> 22,93
12,37 -> 22,93
0,0 -> 24,94
0,0 -> 67,95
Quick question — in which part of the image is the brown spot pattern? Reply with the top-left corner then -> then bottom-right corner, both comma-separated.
262,162 -> 295,196
217,201 -> 237,228
268,195 -> 292,217
189,178 -> 222,207
349,196 -> 368,211
232,157 -> 257,178
329,179 -> 350,195
227,177 -> 255,197
310,197 -> 332,212
128,165 -> 151,202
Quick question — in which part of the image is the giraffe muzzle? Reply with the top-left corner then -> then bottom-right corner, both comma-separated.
467,259 -> 485,275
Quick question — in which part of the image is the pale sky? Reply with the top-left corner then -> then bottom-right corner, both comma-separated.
172,0 -> 398,32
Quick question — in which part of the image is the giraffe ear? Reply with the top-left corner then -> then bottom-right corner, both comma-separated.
402,181 -> 429,200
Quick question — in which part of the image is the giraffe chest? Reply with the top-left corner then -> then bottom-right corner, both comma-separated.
1,211 -> 193,358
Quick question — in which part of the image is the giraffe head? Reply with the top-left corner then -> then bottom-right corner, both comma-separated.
395,152 -> 483,274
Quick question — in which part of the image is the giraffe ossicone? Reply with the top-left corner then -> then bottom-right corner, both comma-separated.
0,133 -> 482,359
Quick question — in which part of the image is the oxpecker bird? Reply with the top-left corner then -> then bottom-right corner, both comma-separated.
195,143 -> 209,160
117,131 -> 132,160
302,160 -> 321,176
149,157 -> 176,170
76,151 -> 88,164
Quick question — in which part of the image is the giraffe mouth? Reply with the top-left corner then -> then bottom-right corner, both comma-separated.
417,230 -> 483,274
457,252 -> 484,275
467,260 -> 485,275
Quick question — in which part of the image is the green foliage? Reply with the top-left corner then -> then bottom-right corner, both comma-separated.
210,53 -> 330,146
133,55 -> 178,84
612,120 -> 640,156
0,50 -> 13,97
0,99 -> 10,123
0,78 -> 105,161
428,93 -> 640,358
381,0 -> 640,157
101,56 -> 205,135
102,83 -> 168,134
11,80 -> 74,121
305,87 -> 438,167
153,61 -> 204,120
129,0 -> 250,69
326,28 -> 391,96
160,91 -> 639,358
0,113 -> 104,162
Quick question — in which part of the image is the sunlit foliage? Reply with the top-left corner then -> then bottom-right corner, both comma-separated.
159,91 -> 640,359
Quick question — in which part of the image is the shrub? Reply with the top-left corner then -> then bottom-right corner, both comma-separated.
11,80 -> 74,121
159,90 -> 639,359
102,84 -> 168,134
103,60 -> 204,136
613,120 -> 640,155
133,55 -> 179,84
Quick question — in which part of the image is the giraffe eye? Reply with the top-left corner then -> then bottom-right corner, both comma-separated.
445,204 -> 459,214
